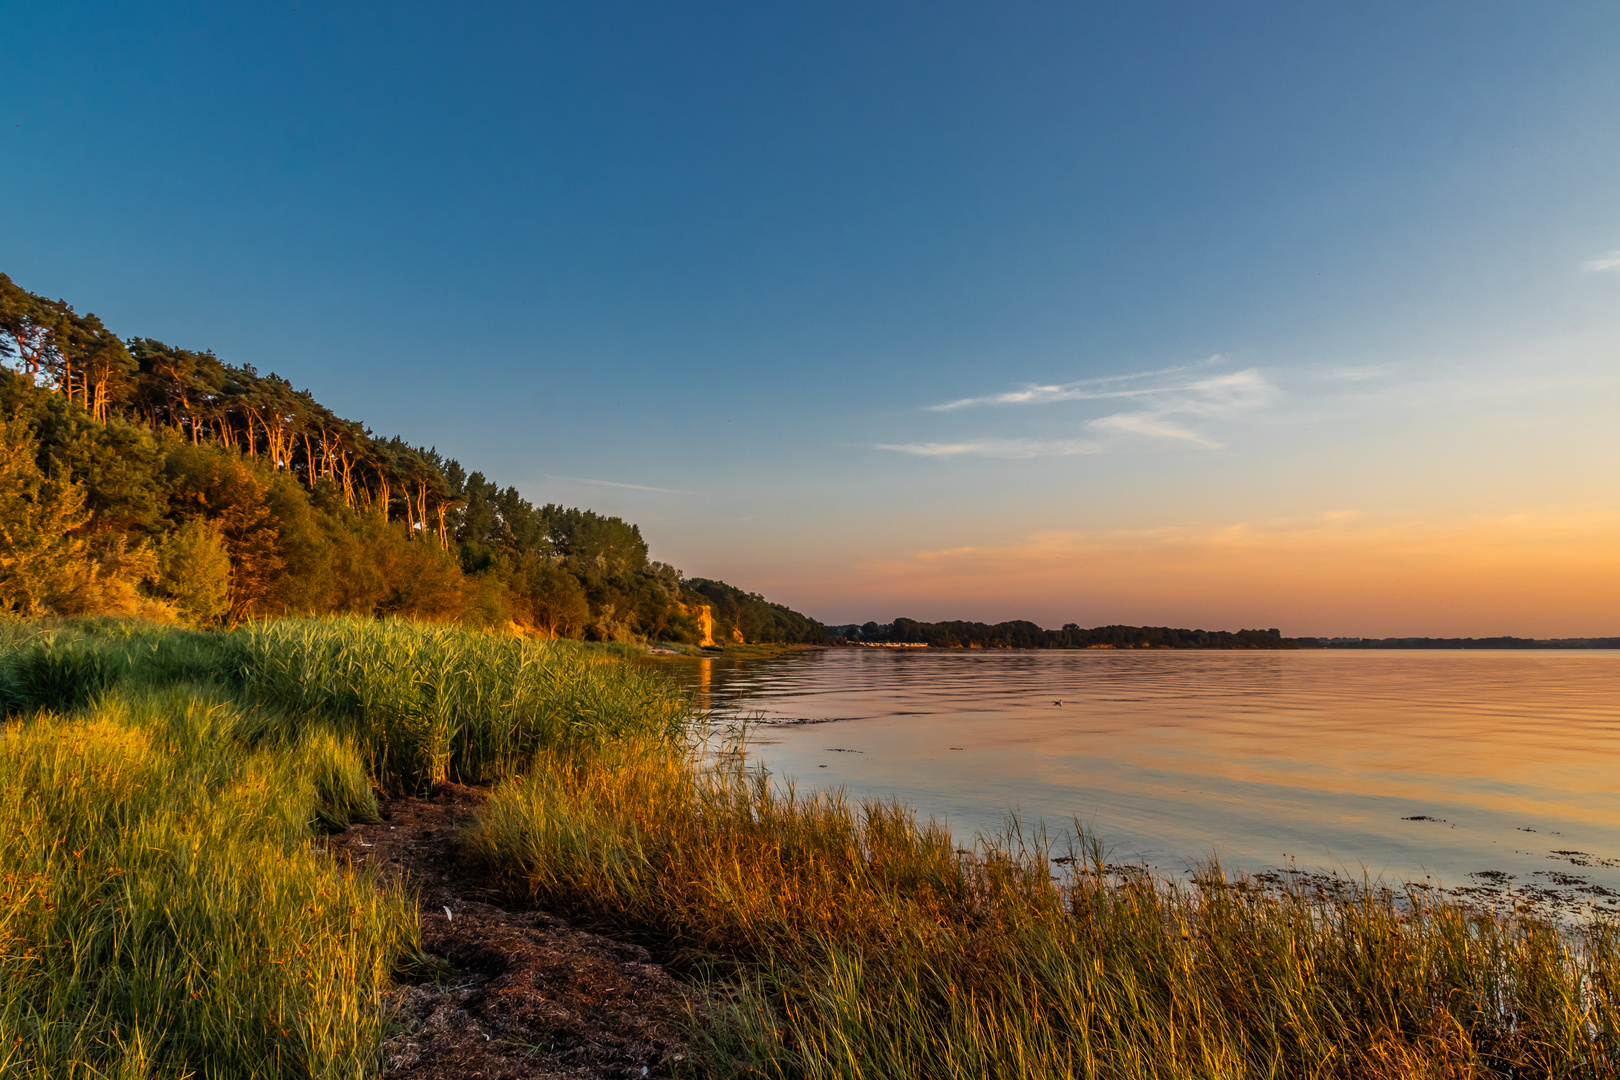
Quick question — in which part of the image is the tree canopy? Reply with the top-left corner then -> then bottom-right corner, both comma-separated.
0,271 -> 824,643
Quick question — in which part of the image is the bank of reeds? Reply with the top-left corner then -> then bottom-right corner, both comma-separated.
0,616 -> 687,1079
231,617 -> 689,791
471,738 -> 1620,1079
10,617 -> 1620,1079
1,616 -> 690,792
0,682 -> 416,1079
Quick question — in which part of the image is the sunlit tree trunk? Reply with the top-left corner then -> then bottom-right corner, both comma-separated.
339,450 -> 354,506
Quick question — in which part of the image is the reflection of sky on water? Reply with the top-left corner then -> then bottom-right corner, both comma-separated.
651,649 -> 1620,914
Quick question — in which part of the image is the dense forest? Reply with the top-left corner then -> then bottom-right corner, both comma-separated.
0,272 -> 824,644
831,619 -> 1292,649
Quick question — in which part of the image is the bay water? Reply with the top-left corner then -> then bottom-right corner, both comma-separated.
653,648 -> 1620,915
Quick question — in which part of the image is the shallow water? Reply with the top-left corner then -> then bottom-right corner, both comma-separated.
652,648 -> 1620,914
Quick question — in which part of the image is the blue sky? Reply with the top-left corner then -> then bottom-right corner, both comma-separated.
6,1 -> 1620,633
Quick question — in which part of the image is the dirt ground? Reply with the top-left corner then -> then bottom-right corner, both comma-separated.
323,784 -> 697,1080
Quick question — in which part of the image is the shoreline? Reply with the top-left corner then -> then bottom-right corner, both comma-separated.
6,617 -> 1620,1079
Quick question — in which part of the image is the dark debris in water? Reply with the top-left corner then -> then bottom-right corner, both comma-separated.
1550,850 -> 1620,869
1046,854 -> 1620,927
1537,871 -> 1590,888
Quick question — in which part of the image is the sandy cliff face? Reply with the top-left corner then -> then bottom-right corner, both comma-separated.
691,603 -> 715,647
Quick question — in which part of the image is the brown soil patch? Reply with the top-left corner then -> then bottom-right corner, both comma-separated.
324,783 -> 695,1080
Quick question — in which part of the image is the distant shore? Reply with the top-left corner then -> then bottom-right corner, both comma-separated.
1298,635 -> 1620,649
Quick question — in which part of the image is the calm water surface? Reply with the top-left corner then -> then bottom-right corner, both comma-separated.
653,648 -> 1620,911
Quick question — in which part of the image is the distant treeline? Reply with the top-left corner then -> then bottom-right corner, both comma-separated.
829,619 -> 1291,649
0,271 -> 825,644
1300,636 -> 1620,649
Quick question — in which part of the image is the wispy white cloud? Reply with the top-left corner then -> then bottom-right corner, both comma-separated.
900,361 -> 1279,457
1582,251 -> 1620,273
1084,368 -> 1278,447
1161,369 -> 1280,416
1088,413 -> 1222,448
549,475 -> 687,493
927,359 -> 1219,412
875,438 -> 1102,459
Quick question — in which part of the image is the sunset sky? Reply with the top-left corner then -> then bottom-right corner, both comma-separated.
6,2 -> 1620,635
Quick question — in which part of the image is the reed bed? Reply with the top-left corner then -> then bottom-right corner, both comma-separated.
471,738 -> 1620,1080
230,617 -> 691,792
1,616 -> 690,793
9,617 -> 1620,1079
0,616 -> 686,1079
0,682 -> 415,1079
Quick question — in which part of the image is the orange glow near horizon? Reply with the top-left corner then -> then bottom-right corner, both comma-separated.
806,507 -> 1620,638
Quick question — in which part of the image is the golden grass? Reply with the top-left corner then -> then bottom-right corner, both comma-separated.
471,738 -> 1620,1079
228,617 -> 691,792
0,616 -> 682,1078
9,616 -> 1620,1079
0,683 -> 416,1079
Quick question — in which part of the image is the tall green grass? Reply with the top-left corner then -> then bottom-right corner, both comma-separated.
0,615 -> 690,1079
0,683 -> 414,1079
471,739 -> 1620,1079
0,618 -> 233,714
230,617 -> 691,792
13,616 -> 1620,1079
1,616 -> 692,792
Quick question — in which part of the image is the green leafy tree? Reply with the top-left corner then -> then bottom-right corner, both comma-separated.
543,505 -> 649,580
0,415 -> 90,614
512,556 -> 591,638
156,520 -> 232,625
165,442 -> 285,622
128,338 -> 227,440
53,535 -> 171,620
0,273 -> 59,384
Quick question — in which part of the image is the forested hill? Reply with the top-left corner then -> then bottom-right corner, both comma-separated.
0,272 -> 824,644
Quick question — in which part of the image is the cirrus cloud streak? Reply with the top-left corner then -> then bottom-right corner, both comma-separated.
891,364 -> 1280,456
874,438 -> 1102,459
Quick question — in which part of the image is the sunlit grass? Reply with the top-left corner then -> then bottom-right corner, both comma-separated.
471,737 -> 1620,1079
0,616 -> 685,1079
1,616 -> 691,793
9,616 -> 1620,1079
0,682 -> 415,1079
231,616 -> 692,792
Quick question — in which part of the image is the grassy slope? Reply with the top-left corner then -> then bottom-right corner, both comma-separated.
0,617 -> 685,1079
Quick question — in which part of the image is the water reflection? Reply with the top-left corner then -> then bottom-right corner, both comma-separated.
695,656 -> 712,709
648,649 -> 1620,915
